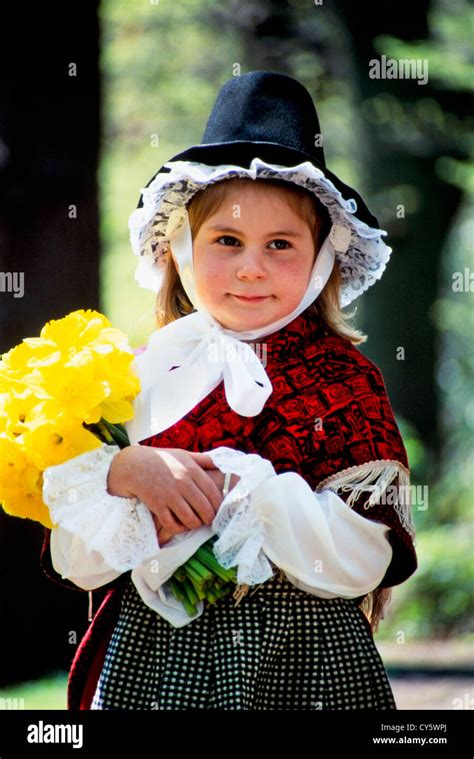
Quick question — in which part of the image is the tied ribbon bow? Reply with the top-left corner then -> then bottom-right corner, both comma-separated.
126,310 -> 272,442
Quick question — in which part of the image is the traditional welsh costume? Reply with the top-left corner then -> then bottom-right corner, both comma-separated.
41,71 -> 417,710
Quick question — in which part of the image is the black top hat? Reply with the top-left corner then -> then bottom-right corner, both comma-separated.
137,71 -> 378,230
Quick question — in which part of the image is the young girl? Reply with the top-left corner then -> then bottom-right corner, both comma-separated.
40,71 -> 417,710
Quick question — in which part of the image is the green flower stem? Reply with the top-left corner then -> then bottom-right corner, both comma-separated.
169,537 -> 240,617
99,419 -> 131,449
95,420 -> 114,445
174,568 -> 187,583
168,577 -> 186,601
183,565 -> 206,588
188,576 -> 207,601
205,588 -> 218,604
182,578 -> 199,606
195,546 -> 237,583
184,557 -> 213,582
169,578 -> 198,617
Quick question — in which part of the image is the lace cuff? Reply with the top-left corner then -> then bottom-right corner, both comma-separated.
207,446 -> 277,584
42,444 -> 159,575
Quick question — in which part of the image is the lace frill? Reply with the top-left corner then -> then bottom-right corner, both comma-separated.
42,444 -> 159,573
207,447 -> 277,586
128,157 -> 392,307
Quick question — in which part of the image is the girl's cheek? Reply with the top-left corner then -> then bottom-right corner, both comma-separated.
196,259 -> 228,294
209,257 -> 232,282
274,258 -> 309,282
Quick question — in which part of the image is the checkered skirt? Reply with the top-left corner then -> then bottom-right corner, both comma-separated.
90,572 -> 396,710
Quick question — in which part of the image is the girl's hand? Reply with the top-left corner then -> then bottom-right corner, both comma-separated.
152,468 -> 241,545
107,445 -> 238,540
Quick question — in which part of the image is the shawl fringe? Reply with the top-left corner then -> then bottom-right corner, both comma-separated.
315,459 -> 416,543
232,567 -> 286,607
316,459 -> 416,633
359,586 -> 394,634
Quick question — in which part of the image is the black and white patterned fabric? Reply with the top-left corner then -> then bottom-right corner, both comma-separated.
90,572 -> 396,711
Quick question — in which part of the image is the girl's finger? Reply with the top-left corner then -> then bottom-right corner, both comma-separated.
157,507 -> 188,534
190,465 -> 223,512
157,526 -> 173,546
186,452 -> 218,470
170,489 -> 213,529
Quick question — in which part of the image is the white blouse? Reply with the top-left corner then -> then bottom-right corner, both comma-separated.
42,443 -> 393,628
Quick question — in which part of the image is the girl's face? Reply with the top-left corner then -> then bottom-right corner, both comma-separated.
190,183 -> 318,332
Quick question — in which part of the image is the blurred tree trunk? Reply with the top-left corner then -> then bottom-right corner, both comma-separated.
0,4 -> 101,352
0,3 -> 101,686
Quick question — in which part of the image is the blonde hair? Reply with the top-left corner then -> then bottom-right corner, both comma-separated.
154,177 -> 367,345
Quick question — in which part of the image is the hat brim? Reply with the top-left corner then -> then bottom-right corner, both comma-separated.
138,141 -> 379,230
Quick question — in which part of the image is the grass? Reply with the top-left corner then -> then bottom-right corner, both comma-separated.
0,671 -> 68,710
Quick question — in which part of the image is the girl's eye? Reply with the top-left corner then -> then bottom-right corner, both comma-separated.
215,236 -> 291,250
268,239 -> 291,250
216,236 -> 240,247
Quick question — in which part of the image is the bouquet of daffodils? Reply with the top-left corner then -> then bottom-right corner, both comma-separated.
0,309 -> 236,616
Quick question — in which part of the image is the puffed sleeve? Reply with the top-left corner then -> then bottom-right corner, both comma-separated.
203,447 -> 393,598
251,472 -> 393,597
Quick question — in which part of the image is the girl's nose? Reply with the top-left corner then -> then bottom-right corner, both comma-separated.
236,248 -> 268,280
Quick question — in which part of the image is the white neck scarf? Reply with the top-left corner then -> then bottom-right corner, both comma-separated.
125,212 -> 349,445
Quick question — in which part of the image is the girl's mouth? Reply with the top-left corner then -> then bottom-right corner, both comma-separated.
231,294 -> 270,302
